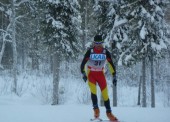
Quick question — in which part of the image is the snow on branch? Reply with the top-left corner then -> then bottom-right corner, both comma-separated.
14,0 -> 29,7
98,0 -> 117,2
121,0 -> 141,9
140,23 -> 147,40
0,64 -> 4,69
0,29 -> 7,33
0,2 -> 10,7
0,6 -> 4,11
46,16 -> 64,29
114,18 -> 128,28
151,40 -> 167,51
15,14 -> 27,21
0,22 -> 12,42
113,15 -> 128,29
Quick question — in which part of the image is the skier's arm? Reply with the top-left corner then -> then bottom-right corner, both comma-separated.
106,49 -> 116,76
80,49 -> 90,74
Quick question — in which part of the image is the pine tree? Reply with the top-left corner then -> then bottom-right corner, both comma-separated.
79,0 -> 96,49
127,0 -> 168,107
93,0 -> 129,107
93,0 -> 169,107
16,0 -> 42,71
39,0 -> 82,105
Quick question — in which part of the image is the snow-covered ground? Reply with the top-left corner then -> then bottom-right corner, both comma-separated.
0,90 -> 170,122
0,71 -> 170,122
0,98 -> 170,122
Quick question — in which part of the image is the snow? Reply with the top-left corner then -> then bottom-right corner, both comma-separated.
113,15 -> 128,28
48,0 -> 59,4
0,70 -> 170,122
140,24 -> 147,40
6,9 -> 12,16
124,54 -> 133,65
0,0 -> 170,121
107,8 -> 115,17
52,20 -> 64,29
0,7 -> 4,11
149,0 -> 154,5
0,103 -> 170,122
151,40 -> 167,51
155,5 -> 162,13
141,7 -> 151,18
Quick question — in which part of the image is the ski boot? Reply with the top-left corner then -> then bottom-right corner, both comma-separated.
106,112 -> 118,121
93,108 -> 100,118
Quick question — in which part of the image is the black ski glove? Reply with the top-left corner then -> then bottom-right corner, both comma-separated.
82,72 -> 87,83
112,75 -> 117,86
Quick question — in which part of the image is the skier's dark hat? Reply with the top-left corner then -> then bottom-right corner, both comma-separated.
94,35 -> 104,44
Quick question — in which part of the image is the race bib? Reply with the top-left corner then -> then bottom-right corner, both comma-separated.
90,54 -> 106,61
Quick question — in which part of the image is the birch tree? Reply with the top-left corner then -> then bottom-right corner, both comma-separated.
0,1 -> 10,69
4,0 -> 31,94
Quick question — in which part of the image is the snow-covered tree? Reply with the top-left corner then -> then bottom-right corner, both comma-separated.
0,1 -> 11,69
16,0 -> 42,71
93,0 -> 169,107
78,0 -> 96,50
39,0 -> 82,105
93,0 -> 129,107
0,0 -> 37,95
125,0 -> 169,107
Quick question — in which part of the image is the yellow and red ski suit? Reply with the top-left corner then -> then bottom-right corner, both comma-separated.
80,47 -> 116,112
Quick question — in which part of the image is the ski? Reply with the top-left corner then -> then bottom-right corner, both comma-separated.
99,120 -> 120,122
90,118 -> 121,122
90,117 -> 103,121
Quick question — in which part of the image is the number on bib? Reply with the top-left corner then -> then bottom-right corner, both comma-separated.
94,61 -> 101,66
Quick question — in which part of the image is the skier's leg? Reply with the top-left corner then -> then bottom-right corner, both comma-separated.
97,72 -> 118,121
96,72 -> 111,111
88,81 -> 98,108
87,71 -> 99,118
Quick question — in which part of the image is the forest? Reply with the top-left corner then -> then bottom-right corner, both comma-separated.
0,0 -> 170,108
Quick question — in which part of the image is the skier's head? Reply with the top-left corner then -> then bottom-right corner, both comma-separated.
93,35 -> 104,50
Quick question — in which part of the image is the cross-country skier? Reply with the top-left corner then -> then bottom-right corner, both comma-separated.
80,35 -> 118,121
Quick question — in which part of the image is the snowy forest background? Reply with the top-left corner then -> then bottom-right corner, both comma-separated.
0,0 -> 170,108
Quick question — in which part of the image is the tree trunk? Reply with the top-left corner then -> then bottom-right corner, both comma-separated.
21,40 -> 25,70
169,48 -> 170,65
142,57 -> 147,107
52,51 -> 61,105
100,94 -> 104,106
11,0 -> 17,95
112,84 -> 117,106
112,42 -> 117,107
79,0 -> 86,50
155,59 -> 160,83
137,76 -> 142,105
0,12 -> 5,68
0,33 -> 6,68
32,39 -> 39,70
150,52 -> 155,107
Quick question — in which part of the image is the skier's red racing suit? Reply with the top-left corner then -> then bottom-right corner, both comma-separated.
81,46 -> 116,111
